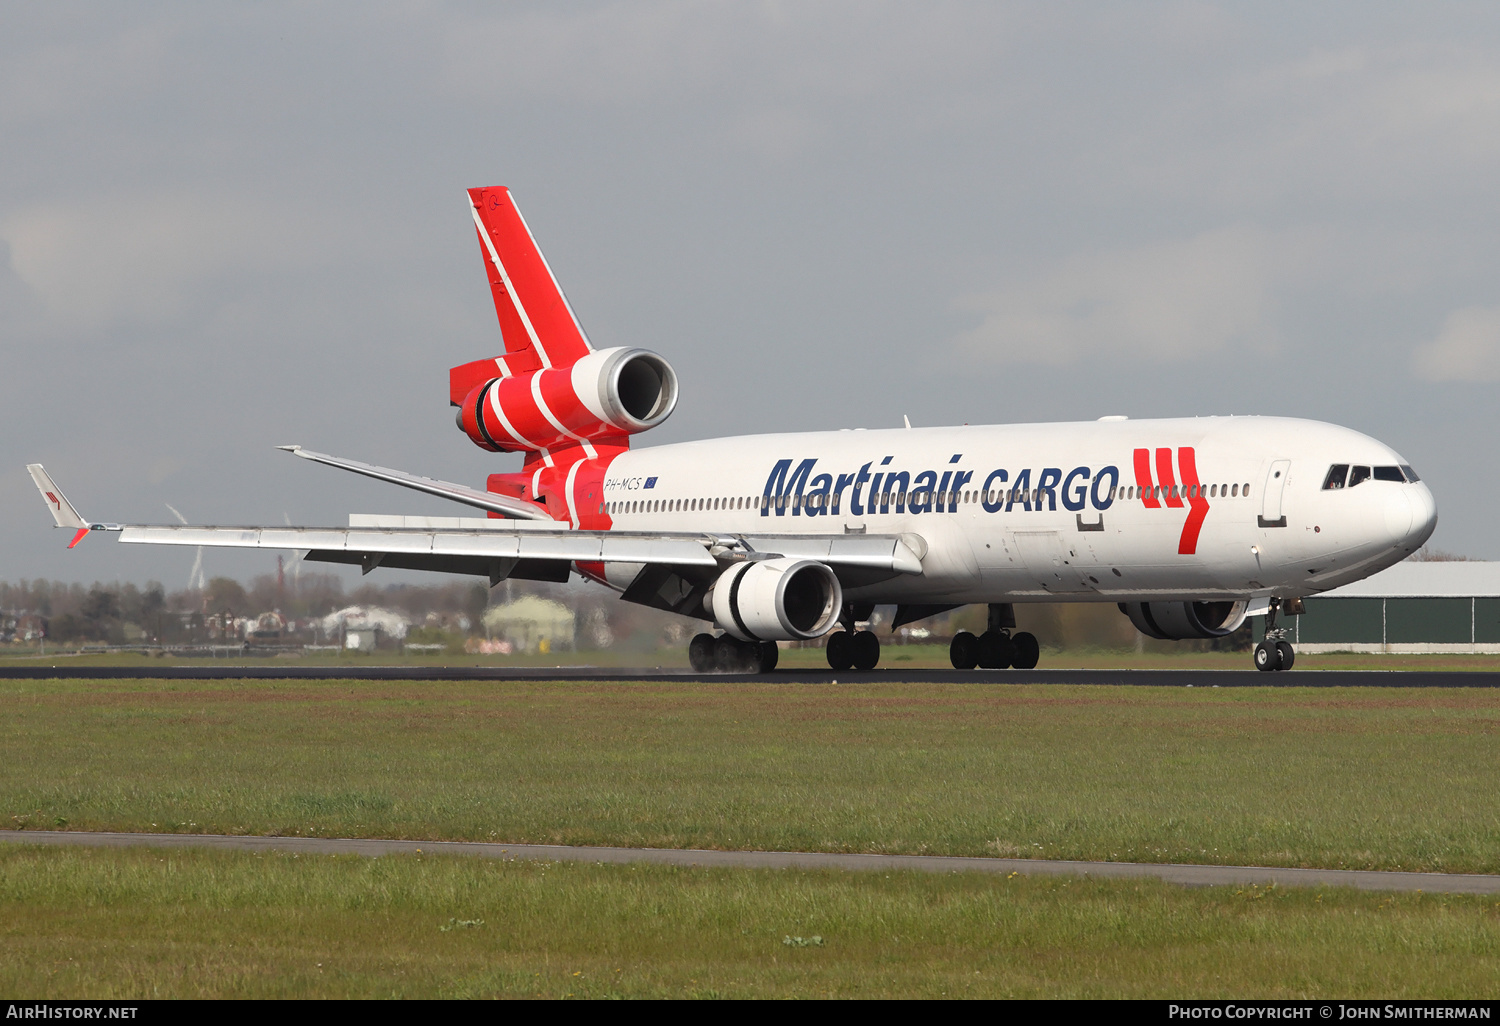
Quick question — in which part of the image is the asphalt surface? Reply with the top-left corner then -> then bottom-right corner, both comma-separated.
3,830 -> 1496,895
0,664 -> 1498,686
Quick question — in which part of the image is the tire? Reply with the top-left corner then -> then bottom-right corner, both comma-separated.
714,634 -> 747,672
826,631 -> 854,671
949,631 -> 978,670
1253,640 -> 1280,672
851,630 -> 881,671
1275,640 -> 1295,672
977,630 -> 1013,669
1011,631 -> 1040,670
688,633 -> 716,673
756,640 -> 780,673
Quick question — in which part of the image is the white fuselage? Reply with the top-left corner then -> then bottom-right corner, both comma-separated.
598,416 -> 1437,604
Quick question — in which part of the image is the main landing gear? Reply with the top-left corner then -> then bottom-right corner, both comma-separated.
825,603 -> 881,671
949,603 -> 1040,670
688,632 -> 779,674
1253,598 -> 1296,672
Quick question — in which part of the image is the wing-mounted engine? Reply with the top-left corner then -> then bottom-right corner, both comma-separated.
1120,600 -> 1249,640
454,346 -> 679,453
709,557 -> 843,642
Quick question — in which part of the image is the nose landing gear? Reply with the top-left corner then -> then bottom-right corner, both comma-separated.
1253,599 -> 1297,672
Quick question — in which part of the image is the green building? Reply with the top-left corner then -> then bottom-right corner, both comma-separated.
1277,562 -> 1500,654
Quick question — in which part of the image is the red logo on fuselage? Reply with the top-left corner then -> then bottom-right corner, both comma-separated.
1133,447 -> 1209,555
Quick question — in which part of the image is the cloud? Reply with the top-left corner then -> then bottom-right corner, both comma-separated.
1411,305 -> 1500,382
951,225 -> 1302,366
1,193 -> 332,330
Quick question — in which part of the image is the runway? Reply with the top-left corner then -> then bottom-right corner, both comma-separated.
4,829 -> 1496,895
0,664 -> 1498,686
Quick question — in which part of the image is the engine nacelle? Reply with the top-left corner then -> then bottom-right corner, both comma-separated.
709,557 -> 843,642
1120,600 -> 1249,640
457,346 -> 678,452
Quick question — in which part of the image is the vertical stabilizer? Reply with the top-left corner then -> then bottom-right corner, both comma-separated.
468,186 -> 594,371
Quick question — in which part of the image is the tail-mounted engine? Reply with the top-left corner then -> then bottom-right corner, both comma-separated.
710,557 -> 843,642
1120,600 -> 1249,640
455,346 -> 679,453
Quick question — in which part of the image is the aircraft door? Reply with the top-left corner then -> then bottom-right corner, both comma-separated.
1259,459 -> 1290,528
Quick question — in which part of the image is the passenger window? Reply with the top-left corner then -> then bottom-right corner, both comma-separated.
1231,484 -> 1238,497
1400,464 -> 1419,482
1243,483 -> 1250,497
1373,466 -> 1404,483
1348,466 -> 1371,488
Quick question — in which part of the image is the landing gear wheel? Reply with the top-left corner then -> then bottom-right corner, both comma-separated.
689,633 -> 716,673
756,640 -> 780,673
1254,640 -> 1282,672
714,634 -> 748,672
950,631 -> 978,670
826,631 -> 854,671
1275,640 -> 1295,672
851,631 -> 881,671
977,630 -> 1014,669
1010,631 -> 1040,670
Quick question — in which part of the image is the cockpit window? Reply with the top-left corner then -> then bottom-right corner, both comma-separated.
1348,465 -> 1372,488
1373,466 -> 1405,482
1400,464 -> 1420,482
1322,464 -> 1349,490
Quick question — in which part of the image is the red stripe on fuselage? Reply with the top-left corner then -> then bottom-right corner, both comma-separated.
1156,447 -> 1183,508
1133,448 -> 1160,508
1176,445 -> 1210,555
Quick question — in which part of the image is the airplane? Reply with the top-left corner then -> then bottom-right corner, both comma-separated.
28,186 -> 1438,674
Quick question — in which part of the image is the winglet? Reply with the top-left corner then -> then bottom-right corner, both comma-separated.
27,464 -> 87,529
27,464 -> 101,548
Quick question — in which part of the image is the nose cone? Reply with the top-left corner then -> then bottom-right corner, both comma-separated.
1393,483 -> 1438,553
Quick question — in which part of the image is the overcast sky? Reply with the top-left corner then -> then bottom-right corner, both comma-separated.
6,1 -> 1500,588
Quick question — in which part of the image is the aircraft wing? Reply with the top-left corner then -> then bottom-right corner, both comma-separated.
27,465 -> 925,586
113,521 -> 923,581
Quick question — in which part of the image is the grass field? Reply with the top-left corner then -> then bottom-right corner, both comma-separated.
3,678 -> 1498,873
3,843 -> 1498,998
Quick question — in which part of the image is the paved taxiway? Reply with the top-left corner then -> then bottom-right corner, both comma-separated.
3,830 -> 1497,895
0,665 -> 1497,686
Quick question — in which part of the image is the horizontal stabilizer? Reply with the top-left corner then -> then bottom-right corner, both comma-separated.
278,446 -> 552,521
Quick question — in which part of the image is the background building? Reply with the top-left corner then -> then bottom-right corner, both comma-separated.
483,597 -> 576,654
1269,562 -> 1500,655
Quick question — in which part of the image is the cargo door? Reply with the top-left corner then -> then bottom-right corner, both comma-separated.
1013,530 -> 1090,593
1259,459 -> 1290,528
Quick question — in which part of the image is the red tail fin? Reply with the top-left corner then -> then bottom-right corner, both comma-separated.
468,186 -> 593,371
